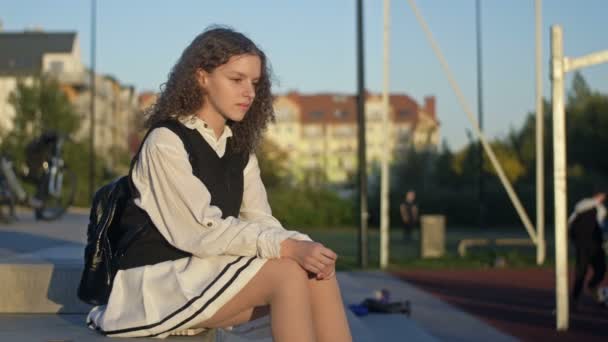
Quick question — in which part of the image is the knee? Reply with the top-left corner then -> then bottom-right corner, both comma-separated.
264,259 -> 309,303
307,272 -> 340,293
262,258 -> 308,288
276,258 -> 308,282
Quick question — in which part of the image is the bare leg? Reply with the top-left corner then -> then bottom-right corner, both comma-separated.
193,259 -> 315,342
212,305 -> 269,328
308,276 -> 352,342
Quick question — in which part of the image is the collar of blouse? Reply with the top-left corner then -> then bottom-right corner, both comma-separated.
180,115 -> 233,144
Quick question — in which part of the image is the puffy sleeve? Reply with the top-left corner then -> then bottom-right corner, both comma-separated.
132,128 -> 308,259
239,153 -> 313,256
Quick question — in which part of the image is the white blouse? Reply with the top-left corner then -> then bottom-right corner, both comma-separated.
131,116 -> 311,260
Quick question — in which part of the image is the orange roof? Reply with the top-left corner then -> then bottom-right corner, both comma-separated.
278,92 -> 426,125
138,91 -> 157,111
291,93 -> 358,124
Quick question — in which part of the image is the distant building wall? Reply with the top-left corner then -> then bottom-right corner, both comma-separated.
268,92 -> 440,184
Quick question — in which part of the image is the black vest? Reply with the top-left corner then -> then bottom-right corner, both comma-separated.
116,120 -> 248,269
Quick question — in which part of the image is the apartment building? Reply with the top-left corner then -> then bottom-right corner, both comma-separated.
0,29 -> 137,167
268,92 -> 439,184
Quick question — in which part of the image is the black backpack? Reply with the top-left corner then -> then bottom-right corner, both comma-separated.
77,120 -> 197,305
77,176 -> 133,305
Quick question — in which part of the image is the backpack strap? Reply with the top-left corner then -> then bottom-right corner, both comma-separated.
127,119 -> 198,198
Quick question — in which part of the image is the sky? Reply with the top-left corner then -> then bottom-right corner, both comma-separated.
2,0 -> 607,150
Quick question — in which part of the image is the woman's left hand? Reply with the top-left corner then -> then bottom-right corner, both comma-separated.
315,261 -> 336,280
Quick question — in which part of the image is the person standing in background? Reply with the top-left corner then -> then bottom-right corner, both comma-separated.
400,190 -> 419,241
568,190 -> 607,309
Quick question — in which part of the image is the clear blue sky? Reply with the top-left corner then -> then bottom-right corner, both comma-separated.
2,0 -> 607,149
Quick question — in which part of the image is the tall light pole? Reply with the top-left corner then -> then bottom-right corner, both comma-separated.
535,0 -> 546,265
380,0 -> 391,269
550,24 -> 608,332
356,0 -> 368,268
551,25 -> 568,331
89,0 -> 97,200
475,0 -> 485,230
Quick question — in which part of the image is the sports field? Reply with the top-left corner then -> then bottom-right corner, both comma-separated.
395,268 -> 608,341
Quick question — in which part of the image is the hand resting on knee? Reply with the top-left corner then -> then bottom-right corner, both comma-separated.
280,239 -> 337,280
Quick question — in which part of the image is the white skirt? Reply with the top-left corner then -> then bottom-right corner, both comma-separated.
87,255 -> 267,338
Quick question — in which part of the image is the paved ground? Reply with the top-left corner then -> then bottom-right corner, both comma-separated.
0,210 -> 88,258
0,211 -> 436,341
4,204 -> 606,341
395,268 -> 608,342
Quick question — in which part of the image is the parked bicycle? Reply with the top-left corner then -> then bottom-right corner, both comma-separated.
0,131 -> 76,222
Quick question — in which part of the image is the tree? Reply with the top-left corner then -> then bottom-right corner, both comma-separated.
567,91 -> 608,178
1,75 -> 93,205
257,138 -> 291,189
3,76 -> 80,165
481,141 -> 526,183
568,71 -> 592,105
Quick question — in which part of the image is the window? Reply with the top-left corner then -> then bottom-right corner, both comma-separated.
304,125 -> 322,137
275,107 -> 294,121
366,110 -> 382,120
310,111 -> 324,119
399,109 -> 413,117
333,125 -> 354,138
334,109 -> 348,118
49,61 -> 64,74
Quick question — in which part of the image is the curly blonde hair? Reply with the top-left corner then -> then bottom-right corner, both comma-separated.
145,26 -> 274,155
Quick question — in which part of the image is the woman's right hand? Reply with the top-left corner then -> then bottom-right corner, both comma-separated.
280,239 -> 337,276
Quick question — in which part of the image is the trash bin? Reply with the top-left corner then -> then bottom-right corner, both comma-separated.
420,215 -> 445,258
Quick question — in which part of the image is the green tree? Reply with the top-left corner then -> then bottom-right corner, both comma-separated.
568,71 -> 592,105
2,76 -> 80,165
566,75 -> 608,175
257,138 -> 291,189
257,138 -> 354,228
1,76 -> 100,206
481,141 -> 526,183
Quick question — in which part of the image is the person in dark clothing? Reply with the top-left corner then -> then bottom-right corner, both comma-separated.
568,191 -> 607,308
400,190 -> 419,241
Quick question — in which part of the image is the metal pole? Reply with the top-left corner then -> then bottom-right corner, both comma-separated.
551,25 -> 569,331
380,0 -> 391,269
535,0 -> 546,265
89,0 -> 97,200
356,0 -> 368,268
564,50 -> 608,71
476,0 -> 485,230
407,0 -> 537,243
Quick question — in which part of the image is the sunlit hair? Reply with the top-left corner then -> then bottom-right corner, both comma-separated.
145,26 -> 274,155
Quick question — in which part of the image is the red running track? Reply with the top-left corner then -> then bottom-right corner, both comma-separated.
394,268 -> 608,342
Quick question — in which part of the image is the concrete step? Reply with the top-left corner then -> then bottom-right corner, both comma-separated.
0,314 -> 216,342
0,245 -> 89,313
0,252 -> 430,341
0,312 -> 386,342
0,308 -> 411,342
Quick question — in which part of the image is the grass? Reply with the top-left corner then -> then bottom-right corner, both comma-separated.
300,227 -> 559,271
